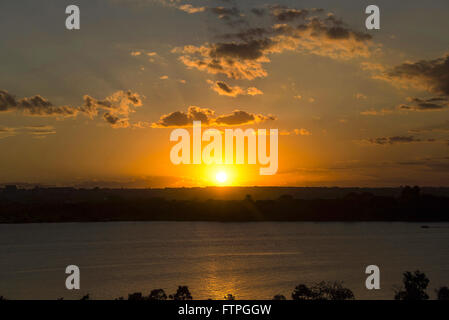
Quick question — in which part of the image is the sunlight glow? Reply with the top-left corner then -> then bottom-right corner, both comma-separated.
216,171 -> 228,183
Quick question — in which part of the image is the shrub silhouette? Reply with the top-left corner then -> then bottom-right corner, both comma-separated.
394,270 -> 429,300
224,294 -> 235,300
436,286 -> 449,300
292,282 -> 354,300
128,292 -> 144,301
272,294 -> 286,300
149,289 -> 167,300
169,286 -> 192,300
80,294 -> 90,300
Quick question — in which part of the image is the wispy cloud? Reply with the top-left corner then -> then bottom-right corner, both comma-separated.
207,80 -> 263,97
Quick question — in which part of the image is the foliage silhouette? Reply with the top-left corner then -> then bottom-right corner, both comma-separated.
128,292 -> 144,301
436,286 -> 449,300
272,294 -> 286,300
149,289 -> 167,300
394,270 -> 429,300
224,294 -> 235,300
169,286 -> 192,300
292,282 -> 354,300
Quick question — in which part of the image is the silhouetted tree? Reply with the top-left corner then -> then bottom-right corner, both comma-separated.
0,296 -> 6,301
436,286 -> 449,300
80,294 -> 90,300
292,284 -> 316,300
128,292 -> 144,301
401,186 -> 420,201
394,271 -> 429,300
292,282 -> 354,300
272,294 -> 286,300
244,194 -> 254,202
149,289 -> 167,300
224,294 -> 235,300
169,286 -> 192,300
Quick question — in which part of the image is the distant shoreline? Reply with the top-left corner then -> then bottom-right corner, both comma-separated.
1,186 -> 448,224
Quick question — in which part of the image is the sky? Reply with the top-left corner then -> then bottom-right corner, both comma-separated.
1,0 -> 449,188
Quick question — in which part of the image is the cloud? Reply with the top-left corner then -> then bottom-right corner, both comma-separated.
361,135 -> 440,145
360,108 -> 394,116
396,157 -> 449,171
0,125 -> 56,139
280,128 -> 311,136
152,106 -> 275,127
130,51 -> 142,56
209,6 -> 240,20
207,80 -> 263,97
363,56 -> 449,112
160,75 -> 169,80
355,93 -> 367,100
178,4 -> 206,14
1,89 -> 143,128
80,90 -> 143,128
174,10 -> 376,80
153,106 -> 215,127
270,7 -> 317,22
409,120 -> 449,133
0,90 -> 79,117
398,96 -> 448,111
214,110 -> 275,126
247,87 -> 263,96
377,55 -> 449,95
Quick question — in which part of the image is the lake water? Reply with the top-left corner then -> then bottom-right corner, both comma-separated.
1,222 -> 448,300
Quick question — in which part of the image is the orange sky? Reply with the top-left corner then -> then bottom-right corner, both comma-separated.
1,0 -> 449,187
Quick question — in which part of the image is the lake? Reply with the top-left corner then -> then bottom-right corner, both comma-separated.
0,222 -> 448,300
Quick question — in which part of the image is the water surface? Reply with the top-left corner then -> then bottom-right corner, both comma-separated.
0,222 -> 448,300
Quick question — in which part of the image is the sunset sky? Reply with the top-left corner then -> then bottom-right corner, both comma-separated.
1,0 -> 449,187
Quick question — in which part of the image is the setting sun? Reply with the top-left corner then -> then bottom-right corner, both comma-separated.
216,171 -> 228,184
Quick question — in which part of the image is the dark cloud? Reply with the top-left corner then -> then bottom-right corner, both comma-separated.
382,55 -> 449,95
209,6 -> 240,19
152,106 -> 275,127
363,135 -> 446,146
221,28 -> 269,41
207,80 -> 263,97
0,89 -> 143,128
80,90 -> 143,128
270,7 -> 310,22
297,16 -> 372,42
365,136 -> 422,145
208,6 -> 246,26
398,96 -> 448,111
214,110 -> 276,125
175,8 -> 376,79
153,106 -> 215,127
0,90 -> 79,117
212,39 -> 273,60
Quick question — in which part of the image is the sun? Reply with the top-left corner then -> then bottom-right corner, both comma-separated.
215,171 -> 228,184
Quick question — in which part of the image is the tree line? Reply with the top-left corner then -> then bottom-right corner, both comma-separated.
1,270 -> 448,300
